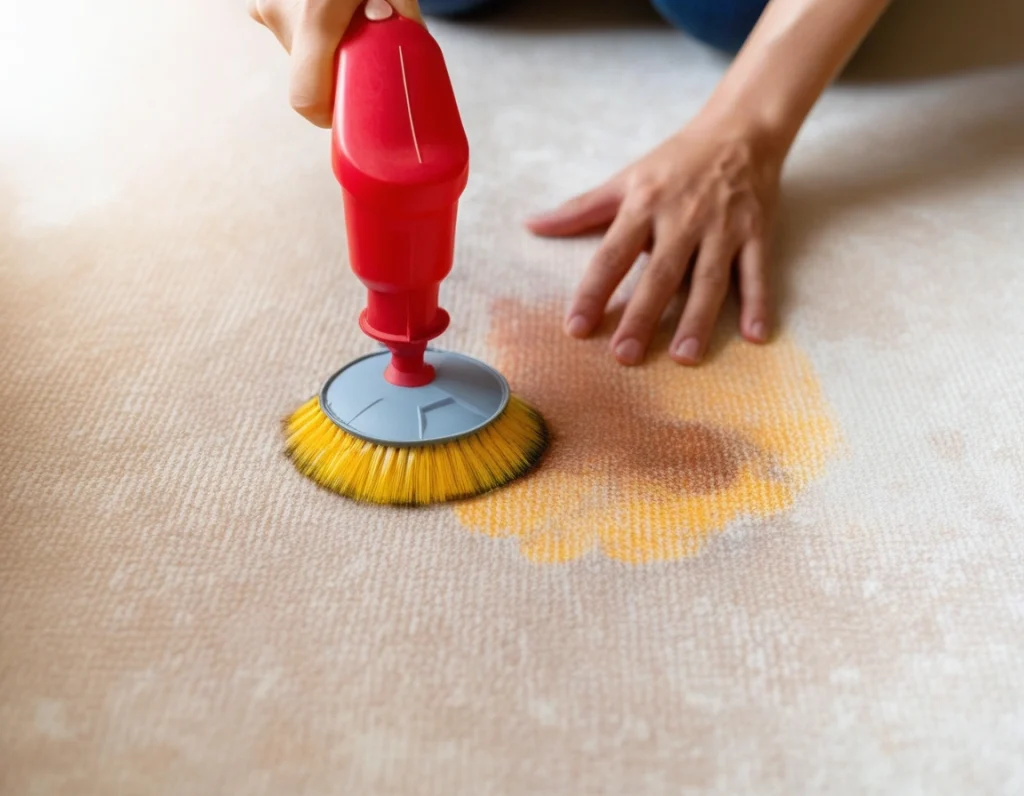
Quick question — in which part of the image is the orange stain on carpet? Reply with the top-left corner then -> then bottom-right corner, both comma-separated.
452,296 -> 840,564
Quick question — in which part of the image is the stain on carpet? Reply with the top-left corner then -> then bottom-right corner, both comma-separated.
453,296 -> 841,564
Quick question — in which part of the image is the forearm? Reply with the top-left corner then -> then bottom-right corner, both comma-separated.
703,0 -> 892,153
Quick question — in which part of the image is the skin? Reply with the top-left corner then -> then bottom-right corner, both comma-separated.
248,0 -> 424,127
250,0 -> 892,365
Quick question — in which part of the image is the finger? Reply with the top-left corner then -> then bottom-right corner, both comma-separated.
287,0 -> 358,127
611,232 -> 695,366
525,181 -> 623,238
564,207 -> 650,338
738,236 -> 772,343
250,0 -> 300,51
670,233 -> 737,365
291,0 -> 412,128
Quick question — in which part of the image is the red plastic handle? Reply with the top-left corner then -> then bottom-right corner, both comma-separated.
331,5 -> 470,387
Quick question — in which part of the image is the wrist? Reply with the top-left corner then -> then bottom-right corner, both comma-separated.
690,96 -> 796,170
693,0 -> 894,164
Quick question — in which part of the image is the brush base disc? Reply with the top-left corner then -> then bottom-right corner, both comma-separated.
319,349 -> 510,447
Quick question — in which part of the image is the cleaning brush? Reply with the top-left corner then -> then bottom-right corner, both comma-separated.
283,1 -> 548,505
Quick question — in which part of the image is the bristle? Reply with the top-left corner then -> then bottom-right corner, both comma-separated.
282,394 -> 549,506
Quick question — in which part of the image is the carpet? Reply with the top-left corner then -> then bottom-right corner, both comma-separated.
2,0 -> 1023,793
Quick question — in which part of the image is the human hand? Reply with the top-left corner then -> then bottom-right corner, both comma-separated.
526,114 -> 785,366
248,0 -> 423,127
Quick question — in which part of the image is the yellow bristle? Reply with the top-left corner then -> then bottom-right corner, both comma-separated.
282,394 -> 549,505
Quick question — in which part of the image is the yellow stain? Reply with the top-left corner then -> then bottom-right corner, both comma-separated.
453,297 -> 840,564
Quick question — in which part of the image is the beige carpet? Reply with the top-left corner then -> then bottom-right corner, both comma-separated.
2,0 -> 1023,793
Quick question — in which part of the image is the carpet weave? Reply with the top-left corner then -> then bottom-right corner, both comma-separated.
2,0 -> 1023,793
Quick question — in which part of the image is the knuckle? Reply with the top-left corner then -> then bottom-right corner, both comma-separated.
679,199 -> 705,228
725,208 -> 760,243
743,208 -> 766,238
254,0 -> 281,25
626,179 -> 661,215
591,245 -> 631,277
712,188 -> 763,240
624,300 -> 662,331
572,290 -> 607,318
703,210 -> 731,239
644,257 -> 682,293
694,264 -> 729,291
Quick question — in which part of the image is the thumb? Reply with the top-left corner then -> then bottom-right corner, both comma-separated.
525,181 -> 623,238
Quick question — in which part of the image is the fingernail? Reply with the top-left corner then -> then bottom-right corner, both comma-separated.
614,338 -> 643,365
566,315 -> 590,337
673,337 -> 701,362
365,0 -> 394,20
751,321 -> 767,342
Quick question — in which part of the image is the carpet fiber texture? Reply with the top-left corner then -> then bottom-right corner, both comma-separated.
2,0 -> 1023,793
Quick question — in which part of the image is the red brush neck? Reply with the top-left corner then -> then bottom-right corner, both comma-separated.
383,342 -> 435,387
330,8 -> 469,389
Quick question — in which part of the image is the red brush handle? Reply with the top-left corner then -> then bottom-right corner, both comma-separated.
331,3 -> 470,387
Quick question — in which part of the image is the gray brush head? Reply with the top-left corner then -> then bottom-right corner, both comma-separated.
318,349 -> 511,447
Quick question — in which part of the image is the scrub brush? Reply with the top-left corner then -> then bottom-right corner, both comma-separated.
283,1 -> 548,505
